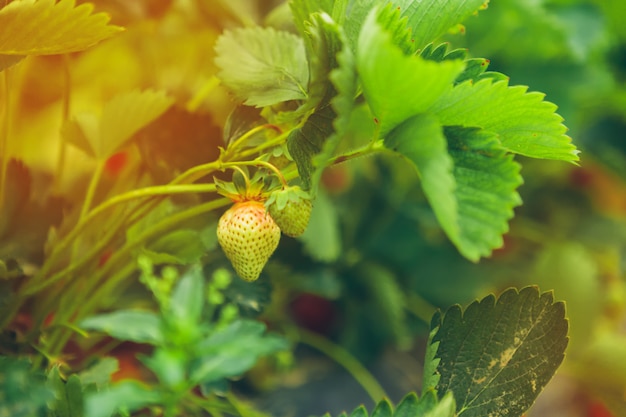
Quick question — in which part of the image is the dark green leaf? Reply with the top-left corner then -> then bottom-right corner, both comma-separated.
190,320 -> 288,384
431,79 -> 579,162
422,313 -> 442,392
215,26 -> 309,107
80,310 -> 163,345
78,358 -> 118,387
0,356 -> 54,417
371,399 -> 393,417
357,8 -> 465,135
431,287 -> 569,417
47,367 -> 84,417
84,381 -> 161,417
287,105 -> 335,190
394,393 -> 420,417
349,405 -> 369,417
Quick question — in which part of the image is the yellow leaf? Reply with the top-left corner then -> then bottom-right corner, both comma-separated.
0,54 -> 25,71
0,0 -> 124,56
64,90 -> 174,160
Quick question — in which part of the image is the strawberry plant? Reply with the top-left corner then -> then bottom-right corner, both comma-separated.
1,0 -> 623,416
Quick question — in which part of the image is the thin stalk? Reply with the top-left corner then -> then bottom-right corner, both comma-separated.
45,198 -> 231,355
295,327 -> 388,402
30,182 -> 217,290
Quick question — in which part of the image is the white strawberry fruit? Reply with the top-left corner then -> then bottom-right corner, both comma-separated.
217,200 -> 281,281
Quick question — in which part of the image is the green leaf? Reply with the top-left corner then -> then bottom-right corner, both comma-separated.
0,356 -> 55,417
144,229 -> 207,265
0,0 -> 123,55
80,310 -> 164,345
78,358 -> 119,387
357,7 -> 465,136
64,89 -> 174,160
446,127 -> 523,260
84,381 -> 161,417
387,122 -> 522,261
402,0 -> 487,50
422,313 -> 442,392
299,190 -> 342,262
215,26 -> 309,107
431,79 -> 579,162
288,12 -> 354,191
312,28 -> 357,192
320,392 -> 456,417
371,399 -> 393,417
289,0 -> 334,40
301,12 -> 345,113
430,287 -> 569,417
47,367 -> 84,417
190,320 -> 288,384
287,104 -> 335,189
386,113 -> 458,248
169,265 -> 205,325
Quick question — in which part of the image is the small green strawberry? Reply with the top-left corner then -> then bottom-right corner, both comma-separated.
217,200 -> 281,281
267,186 -> 313,238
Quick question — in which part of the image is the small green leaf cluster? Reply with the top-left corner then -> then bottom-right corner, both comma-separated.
78,262 -> 288,417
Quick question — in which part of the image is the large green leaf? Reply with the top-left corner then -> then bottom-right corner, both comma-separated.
427,287 -> 569,417
431,78 -> 579,162
386,114 -> 458,247
387,120 -> 521,261
446,127 -> 523,260
357,7 -> 465,136
214,26 -> 309,107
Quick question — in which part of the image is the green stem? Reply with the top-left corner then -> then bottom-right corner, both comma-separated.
406,292 -> 438,324
30,182 -> 217,291
225,124 -> 282,156
44,198 -> 231,356
80,159 -> 106,220
295,327 -> 388,402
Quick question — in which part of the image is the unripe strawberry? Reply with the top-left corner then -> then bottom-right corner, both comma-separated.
217,200 -> 281,281
267,186 -> 313,237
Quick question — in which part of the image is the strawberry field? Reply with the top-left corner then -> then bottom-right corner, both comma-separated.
1,1 -> 625,417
